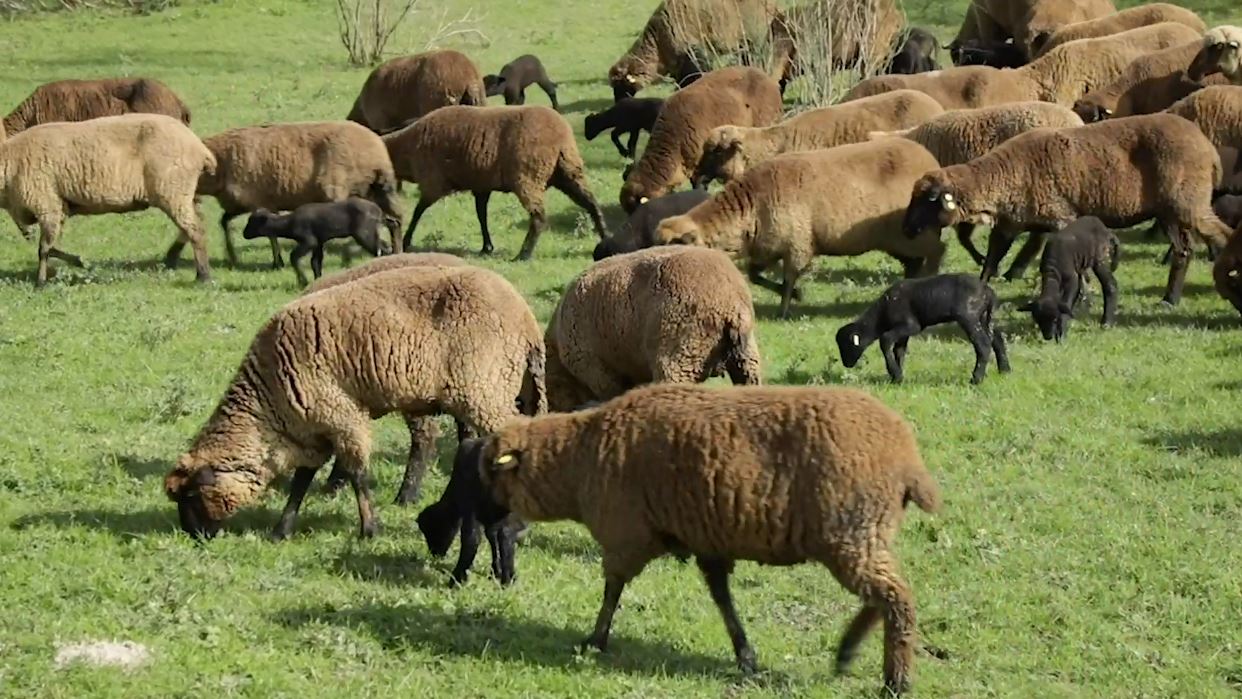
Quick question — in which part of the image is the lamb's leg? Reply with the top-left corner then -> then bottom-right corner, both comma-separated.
957,315 -> 995,384
515,197 -> 548,261
550,167 -> 608,240
697,557 -> 758,674
473,191 -> 494,255
267,237 -> 285,270
827,549 -> 918,696
610,130 -> 629,158
878,325 -> 919,383
49,248 -> 83,267
289,240 -> 313,287
1002,231 -> 1046,281
538,80 -> 559,110
270,467 -> 317,541
34,215 -> 63,288
310,244 -> 325,280
395,416 -> 440,506
892,253 -> 923,279
625,129 -> 641,159
893,337 -> 910,370
450,505 -> 482,586
483,519 -> 518,586
992,328 -> 1011,373
402,196 -> 436,251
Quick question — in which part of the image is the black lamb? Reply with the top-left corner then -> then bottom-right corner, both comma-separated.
584,97 -> 664,159
1213,194 -> 1242,231
888,27 -> 940,74
483,54 -> 559,109
1018,216 -> 1119,342
836,274 -> 1010,385
241,197 -> 394,286
592,189 -> 711,260
948,38 -> 1027,68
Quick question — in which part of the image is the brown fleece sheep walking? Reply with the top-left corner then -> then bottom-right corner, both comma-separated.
0,114 -> 214,287
546,247 -> 761,410
1074,40 -> 1230,122
653,138 -> 945,319
2,78 -> 190,135
461,383 -> 940,695
1165,85 -> 1242,149
693,89 -> 944,185
163,265 -> 545,540
1035,3 -> 1206,57
169,121 -> 403,270
620,66 -> 782,213
347,50 -> 486,133
903,114 -> 1231,306
383,105 -> 607,260
951,0 -> 1115,59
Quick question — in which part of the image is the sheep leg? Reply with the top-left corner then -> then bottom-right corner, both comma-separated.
288,240 -> 313,287
49,248 -> 84,267
395,416 -> 440,506
980,223 -> 1021,282
1002,231 -> 1046,281
879,325 -> 919,383
321,460 -> 348,495
402,196 -> 436,251
550,168 -> 609,240
697,557 -> 758,674
267,237 -> 285,270
957,315 -> 995,384
893,337 -> 910,369
835,605 -> 881,675
610,130 -> 630,158
515,202 -> 547,262
346,466 -> 379,540
449,504 -> 481,586
954,223 -> 986,266
580,576 -> 627,653
221,211 -> 240,268
538,80 -> 559,110
473,192 -> 494,255
625,130 -> 641,159
269,467 -> 318,541
778,261 -> 804,320
746,262 -> 802,302
310,244 -> 325,280
164,201 -> 213,284
34,216 -> 63,288
992,328 -> 1012,373
892,254 -> 923,279
829,550 -> 917,696
483,519 -> 517,586
1164,231 -> 1195,306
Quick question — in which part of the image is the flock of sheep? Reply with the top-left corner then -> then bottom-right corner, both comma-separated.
6,0 -> 1242,694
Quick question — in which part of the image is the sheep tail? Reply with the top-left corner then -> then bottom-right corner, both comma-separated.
521,344 -> 547,416
904,464 -> 942,514
722,321 -> 761,386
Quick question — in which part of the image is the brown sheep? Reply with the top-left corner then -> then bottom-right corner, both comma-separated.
2,78 -> 190,136
902,113 -> 1231,306
607,0 -> 779,100
167,121 -> 403,270
1212,221 -> 1242,316
1035,3 -> 1206,57
347,50 -> 486,133
769,0 -> 905,88
652,138 -> 946,319
842,65 -> 1040,110
163,265 -> 546,541
454,383 -> 940,695
546,246 -> 761,411
620,66 -> 782,213
1188,26 -> 1242,84
950,0 -> 1115,59
875,101 -> 1083,272
0,114 -> 214,287
1073,40 -> 1231,122
383,105 -> 608,260
693,89 -> 944,185
1166,85 -> 1242,150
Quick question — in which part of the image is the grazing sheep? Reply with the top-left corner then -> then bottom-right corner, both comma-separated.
1017,217 -> 1120,342
1035,3 -> 1206,57
170,121 -> 403,270
441,383 -> 940,695
163,265 -> 546,541
545,246 -> 761,411
383,105 -> 608,260
948,38 -> 1027,68
240,198 -> 394,287
837,274 -> 1010,385
652,138 -> 946,319
620,66 -> 782,213
584,97 -> 664,159
887,27 -> 940,74
950,0 -> 1115,59
2,78 -> 190,136
902,114 -> 1231,306
1073,40 -> 1230,122
607,0 -> 779,100
347,50 -> 486,133
693,89 -> 944,186
1212,221 -> 1242,316
1165,85 -> 1242,149
483,54 -> 559,109
1188,26 -> 1242,84
592,189 -> 710,260
877,101 -> 1083,272
0,114 -> 214,287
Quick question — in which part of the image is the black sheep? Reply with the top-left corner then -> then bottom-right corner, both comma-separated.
592,189 -> 710,260
888,27 -> 940,74
948,37 -> 1027,68
1214,194 -> 1242,232
242,198 -> 394,286
836,274 -> 1010,385
584,97 -> 664,159
483,54 -> 558,109
1018,216 -> 1119,342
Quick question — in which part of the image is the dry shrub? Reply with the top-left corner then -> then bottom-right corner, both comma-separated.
334,0 -> 486,67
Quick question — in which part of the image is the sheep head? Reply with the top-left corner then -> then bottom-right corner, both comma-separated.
164,457 -> 272,540
834,321 -> 875,369
1019,298 -> 1072,342
482,74 -> 505,97
693,126 -> 747,186
1072,97 -> 1113,124
652,215 -> 703,247
241,209 -> 276,240
905,173 -> 974,237
608,59 -> 650,102
1189,28 -> 1242,82
620,177 -> 659,214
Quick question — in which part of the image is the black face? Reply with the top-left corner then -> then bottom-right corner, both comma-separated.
416,500 -> 460,557
176,490 -> 221,540
593,237 -> 636,260
903,188 -> 950,239
1072,100 -> 1105,124
1188,43 -> 1226,81
482,74 -> 504,97
835,323 -> 868,368
1023,298 -> 1071,341
583,113 -> 602,140
1029,32 -> 1052,57
612,80 -> 637,102
241,213 -> 268,241
693,145 -> 733,187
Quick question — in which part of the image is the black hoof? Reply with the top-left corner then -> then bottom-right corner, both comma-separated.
737,647 -> 758,675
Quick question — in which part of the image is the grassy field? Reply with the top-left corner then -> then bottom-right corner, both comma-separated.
1,0 -> 1241,696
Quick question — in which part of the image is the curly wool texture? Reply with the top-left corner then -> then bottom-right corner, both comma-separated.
607,0 -> 778,92
347,50 -> 486,133
164,266 -> 546,521
1166,85 -> 1242,150
952,0 -> 1114,55
696,89 -> 943,184
842,65 -> 1041,109
883,102 -> 1083,166
620,67 -> 782,211
2,78 -> 190,135
1035,3 -> 1205,57
1074,40 -> 1229,121
305,252 -> 465,295
545,247 -> 761,411
911,114 -> 1231,247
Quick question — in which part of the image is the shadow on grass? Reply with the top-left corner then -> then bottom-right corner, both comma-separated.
559,97 -> 614,114
273,602 -> 776,682
1110,311 -> 1240,331
753,299 -> 866,322
11,505 -> 349,539
333,550 -> 442,588
1142,429 -> 1242,457
115,454 -> 167,480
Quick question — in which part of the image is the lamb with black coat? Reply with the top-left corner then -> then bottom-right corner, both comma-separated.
948,38 -> 1028,68
242,197 -> 394,286
483,54 -> 559,109
584,97 -> 665,159
1019,217 -> 1119,342
592,189 -> 711,259
1214,194 -> 1242,230
836,274 -> 1010,385
888,27 -> 941,74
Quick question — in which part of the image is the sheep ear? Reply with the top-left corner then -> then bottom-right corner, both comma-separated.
493,451 -> 521,472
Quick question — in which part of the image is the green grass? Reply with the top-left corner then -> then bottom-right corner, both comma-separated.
1,1 -> 1241,697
